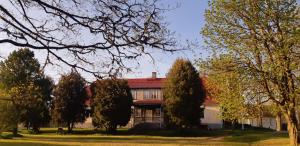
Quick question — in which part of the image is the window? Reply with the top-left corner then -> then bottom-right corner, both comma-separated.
134,108 -> 142,117
145,110 -> 152,117
151,90 -> 157,99
131,90 -> 137,100
144,90 -> 153,99
143,89 -> 161,99
153,108 -> 161,117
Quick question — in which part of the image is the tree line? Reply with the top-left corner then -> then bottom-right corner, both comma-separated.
0,48 -> 206,135
0,48 -> 133,134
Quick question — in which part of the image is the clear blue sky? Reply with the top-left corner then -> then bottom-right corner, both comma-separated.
0,0 -> 209,82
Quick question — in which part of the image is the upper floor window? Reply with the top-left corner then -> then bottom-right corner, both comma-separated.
144,89 -> 161,100
131,90 -> 137,100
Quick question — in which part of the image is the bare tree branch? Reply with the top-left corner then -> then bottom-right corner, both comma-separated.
0,0 -> 177,77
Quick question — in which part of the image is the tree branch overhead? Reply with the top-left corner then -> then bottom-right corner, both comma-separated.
0,0 -> 176,76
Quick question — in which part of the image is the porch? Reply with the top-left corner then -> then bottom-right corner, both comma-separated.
132,99 -> 164,128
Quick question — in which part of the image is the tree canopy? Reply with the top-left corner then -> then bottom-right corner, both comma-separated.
202,0 -> 300,145
0,48 -> 53,134
199,55 -> 247,122
52,71 -> 87,133
163,59 -> 206,128
91,78 -> 132,134
0,90 -> 18,134
0,49 -> 40,89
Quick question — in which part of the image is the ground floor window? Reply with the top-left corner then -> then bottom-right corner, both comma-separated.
135,108 -> 142,117
153,108 -> 161,117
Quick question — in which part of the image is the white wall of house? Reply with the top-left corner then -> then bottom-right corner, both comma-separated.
75,117 -> 93,128
201,105 -> 223,129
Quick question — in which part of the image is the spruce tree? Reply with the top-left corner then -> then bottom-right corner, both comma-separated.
91,79 -> 132,134
164,59 -> 206,129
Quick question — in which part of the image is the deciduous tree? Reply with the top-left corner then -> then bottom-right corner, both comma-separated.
0,89 -> 18,135
0,48 -> 53,134
199,55 -> 247,123
202,1 -> 300,145
0,0 -> 176,76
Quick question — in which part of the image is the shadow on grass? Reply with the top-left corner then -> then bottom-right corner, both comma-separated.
19,127 -> 289,145
39,128 -> 234,137
38,127 -> 284,137
0,133 -> 23,139
125,129 -> 233,137
0,142 -> 70,146
223,130 -> 288,143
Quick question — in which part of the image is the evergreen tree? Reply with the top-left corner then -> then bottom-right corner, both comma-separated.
163,59 -> 206,128
52,71 -> 87,133
91,79 -> 132,134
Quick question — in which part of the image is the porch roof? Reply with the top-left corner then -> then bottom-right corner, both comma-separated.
133,99 -> 163,108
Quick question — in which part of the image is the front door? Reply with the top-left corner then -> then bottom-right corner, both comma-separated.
141,109 -> 153,122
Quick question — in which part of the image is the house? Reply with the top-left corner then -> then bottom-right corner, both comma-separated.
79,72 -> 223,129
201,97 -> 223,129
126,72 -> 223,129
126,72 -> 165,128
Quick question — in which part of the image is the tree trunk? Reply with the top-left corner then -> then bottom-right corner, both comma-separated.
12,127 -> 18,136
287,121 -> 298,146
11,121 -> 18,136
26,122 -> 30,130
276,113 -> 282,132
106,125 -> 117,134
283,110 -> 298,146
67,122 -> 73,133
32,125 -> 40,134
257,117 -> 263,127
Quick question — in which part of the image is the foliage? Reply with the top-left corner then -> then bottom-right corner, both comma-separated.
9,80 -> 53,133
91,79 -> 132,134
0,48 -> 53,134
199,55 -> 264,122
0,99 -> 18,134
0,49 -> 40,89
163,59 -> 205,128
202,0 -> 300,145
52,71 -> 87,133
199,55 -> 246,121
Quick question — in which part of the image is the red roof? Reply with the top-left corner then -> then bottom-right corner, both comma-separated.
84,86 -> 93,106
84,77 -> 218,107
203,96 -> 218,106
85,86 -> 92,97
127,78 -> 166,89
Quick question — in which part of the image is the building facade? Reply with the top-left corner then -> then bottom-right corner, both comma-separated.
126,72 -> 223,129
126,72 -> 165,128
80,72 -> 223,129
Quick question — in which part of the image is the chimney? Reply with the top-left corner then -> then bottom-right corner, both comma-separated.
152,72 -> 157,78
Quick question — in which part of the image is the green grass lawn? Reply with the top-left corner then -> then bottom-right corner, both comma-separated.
0,128 -> 290,146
